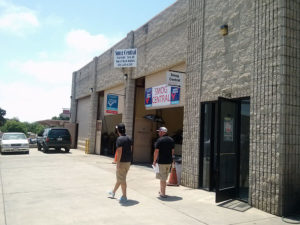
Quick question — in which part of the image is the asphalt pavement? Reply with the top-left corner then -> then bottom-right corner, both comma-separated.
0,148 -> 298,225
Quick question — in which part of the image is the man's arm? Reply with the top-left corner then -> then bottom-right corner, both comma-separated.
153,149 -> 159,166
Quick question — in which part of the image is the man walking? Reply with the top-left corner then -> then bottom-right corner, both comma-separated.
108,123 -> 132,203
153,126 -> 175,198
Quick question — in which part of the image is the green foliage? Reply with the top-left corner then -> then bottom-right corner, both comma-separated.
0,119 -> 45,136
52,115 -> 70,121
0,107 -> 6,126
0,119 -> 27,133
27,122 -> 45,135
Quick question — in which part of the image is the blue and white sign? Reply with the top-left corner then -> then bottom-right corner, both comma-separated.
114,48 -> 137,68
106,94 -> 119,114
145,88 -> 152,107
171,87 -> 180,104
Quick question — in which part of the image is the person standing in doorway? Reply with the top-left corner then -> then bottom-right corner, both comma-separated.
153,126 -> 175,198
108,123 -> 132,203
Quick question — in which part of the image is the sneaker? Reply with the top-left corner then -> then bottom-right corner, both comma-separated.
108,191 -> 115,198
119,196 -> 127,203
158,191 -> 167,198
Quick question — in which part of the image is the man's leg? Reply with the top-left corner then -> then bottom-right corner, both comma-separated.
113,182 -> 121,194
160,180 -> 167,196
120,182 -> 127,197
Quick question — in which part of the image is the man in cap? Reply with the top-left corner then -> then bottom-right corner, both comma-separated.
108,123 -> 133,203
153,126 -> 175,198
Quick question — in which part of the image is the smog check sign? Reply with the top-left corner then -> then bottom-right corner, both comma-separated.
145,85 -> 180,108
114,48 -> 137,68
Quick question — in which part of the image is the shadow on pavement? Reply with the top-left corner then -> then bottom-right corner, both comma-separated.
218,199 -> 251,212
157,195 -> 182,202
120,199 -> 139,207
0,152 -> 29,155
42,150 -> 71,154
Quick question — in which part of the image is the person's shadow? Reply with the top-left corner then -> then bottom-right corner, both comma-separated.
119,199 -> 139,207
157,195 -> 182,202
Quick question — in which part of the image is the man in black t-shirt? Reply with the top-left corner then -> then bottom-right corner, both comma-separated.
153,126 -> 174,198
108,123 -> 132,203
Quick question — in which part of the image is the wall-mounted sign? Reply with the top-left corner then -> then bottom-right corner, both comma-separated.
145,84 -> 180,108
106,94 -> 119,114
171,87 -> 180,104
145,88 -> 152,107
224,117 -> 234,141
114,48 -> 137,68
166,71 -> 184,87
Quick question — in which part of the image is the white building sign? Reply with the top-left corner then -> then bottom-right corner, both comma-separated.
166,71 -> 184,87
146,84 -> 180,108
114,48 -> 137,68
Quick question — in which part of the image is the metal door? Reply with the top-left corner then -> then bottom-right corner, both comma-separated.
215,97 -> 238,202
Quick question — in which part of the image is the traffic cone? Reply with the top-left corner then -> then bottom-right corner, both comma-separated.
167,164 -> 178,186
112,151 -> 117,164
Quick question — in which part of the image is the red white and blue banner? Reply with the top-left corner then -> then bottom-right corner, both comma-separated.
145,84 -> 180,108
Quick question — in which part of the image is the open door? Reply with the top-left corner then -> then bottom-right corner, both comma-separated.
216,97 -> 238,202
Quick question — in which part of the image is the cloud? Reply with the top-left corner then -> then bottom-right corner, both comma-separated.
65,29 -> 114,54
10,60 -> 74,85
11,29 -> 122,84
4,29 -> 124,122
0,0 -> 39,35
0,81 -> 70,122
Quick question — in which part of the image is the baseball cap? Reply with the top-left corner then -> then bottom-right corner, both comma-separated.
156,127 -> 168,133
116,123 -> 126,134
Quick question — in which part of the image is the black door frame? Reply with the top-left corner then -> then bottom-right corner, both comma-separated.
215,97 -> 239,202
199,97 -> 250,202
199,102 -> 216,191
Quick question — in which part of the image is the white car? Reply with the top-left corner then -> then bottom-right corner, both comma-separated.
0,132 -> 29,154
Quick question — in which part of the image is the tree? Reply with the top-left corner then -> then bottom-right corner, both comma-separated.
51,115 -> 70,121
0,107 -> 6,126
0,119 -> 27,134
26,122 -> 45,135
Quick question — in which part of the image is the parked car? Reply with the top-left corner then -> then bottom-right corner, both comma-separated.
29,138 -> 37,144
0,132 -> 29,154
37,128 -> 71,153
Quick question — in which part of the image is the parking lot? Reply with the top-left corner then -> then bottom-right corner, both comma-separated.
0,148 -> 290,225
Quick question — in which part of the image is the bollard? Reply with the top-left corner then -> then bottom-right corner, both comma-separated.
85,139 -> 90,154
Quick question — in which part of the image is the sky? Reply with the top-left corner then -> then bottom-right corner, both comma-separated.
0,0 -> 176,123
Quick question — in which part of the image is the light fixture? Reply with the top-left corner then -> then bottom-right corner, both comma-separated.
220,24 -> 228,36
124,74 -> 128,80
90,88 -> 94,93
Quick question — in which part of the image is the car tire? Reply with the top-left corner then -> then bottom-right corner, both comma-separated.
43,144 -> 48,153
65,147 -> 70,153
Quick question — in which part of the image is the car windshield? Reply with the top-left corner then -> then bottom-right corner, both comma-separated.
2,133 -> 27,140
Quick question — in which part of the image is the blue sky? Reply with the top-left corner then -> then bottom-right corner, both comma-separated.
0,0 -> 176,123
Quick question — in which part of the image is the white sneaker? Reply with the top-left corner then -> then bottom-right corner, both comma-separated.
108,191 -> 115,198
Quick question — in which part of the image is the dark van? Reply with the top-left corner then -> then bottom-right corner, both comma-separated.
37,128 -> 71,153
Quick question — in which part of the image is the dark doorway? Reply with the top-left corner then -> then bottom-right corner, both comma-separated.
199,97 -> 250,202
